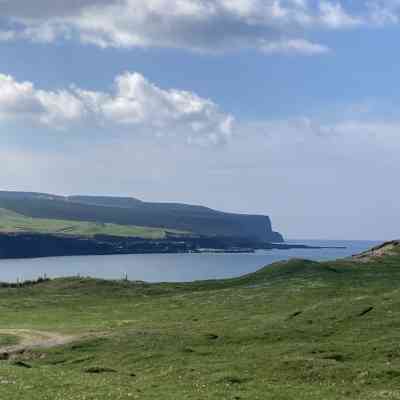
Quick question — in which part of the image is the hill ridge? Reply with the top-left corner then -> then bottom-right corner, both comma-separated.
0,191 -> 283,242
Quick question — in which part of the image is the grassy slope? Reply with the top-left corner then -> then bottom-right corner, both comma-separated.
0,245 -> 400,399
0,208 -> 189,239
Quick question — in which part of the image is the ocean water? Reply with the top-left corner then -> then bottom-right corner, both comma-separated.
0,240 -> 381,283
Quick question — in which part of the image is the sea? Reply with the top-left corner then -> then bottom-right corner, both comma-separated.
0,239 -> 381,283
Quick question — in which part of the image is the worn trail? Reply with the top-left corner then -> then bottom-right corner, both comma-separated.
0,329 -> 78,357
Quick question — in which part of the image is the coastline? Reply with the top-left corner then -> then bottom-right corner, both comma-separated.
0,232 -> 345,261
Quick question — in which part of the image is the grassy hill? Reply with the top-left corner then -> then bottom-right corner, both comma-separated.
0,191 -> 284,242
0,208 -> 189,239
0,241 -> 399,399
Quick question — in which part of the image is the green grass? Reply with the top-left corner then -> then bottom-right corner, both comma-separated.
0,244 -> 399,398
0,208 -> 190,239
0,335 -> 19,347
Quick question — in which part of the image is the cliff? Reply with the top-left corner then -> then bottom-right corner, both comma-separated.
0,192 -> 284,242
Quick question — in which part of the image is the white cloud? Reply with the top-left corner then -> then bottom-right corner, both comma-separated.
0,72 -> 234,145
0,74 -> 84,125
366,0 -> 400,24
318,1 -> 361,28
261,38 -> 330,55
0,30 -> 15,41
0,0 -> 369,54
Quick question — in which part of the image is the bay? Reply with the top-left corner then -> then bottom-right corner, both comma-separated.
0,239 -> 380,283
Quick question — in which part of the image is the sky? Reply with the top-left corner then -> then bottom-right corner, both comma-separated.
0,0 -> 400,241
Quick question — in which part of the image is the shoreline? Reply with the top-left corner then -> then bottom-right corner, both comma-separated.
0,233 -> 346,261
0,242 -> 365,286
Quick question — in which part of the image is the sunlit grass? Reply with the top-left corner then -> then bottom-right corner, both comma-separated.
0,208 -> 189,239
0,244 -> 398,398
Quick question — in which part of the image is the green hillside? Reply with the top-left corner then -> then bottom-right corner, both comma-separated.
0,208 -> 189,239
0,191 -> 284,242
0,242 -> 399,399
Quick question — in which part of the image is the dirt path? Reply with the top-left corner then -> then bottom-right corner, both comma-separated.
0,329 -> 78,357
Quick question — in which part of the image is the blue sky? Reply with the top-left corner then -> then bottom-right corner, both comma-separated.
0,0 -> 400,240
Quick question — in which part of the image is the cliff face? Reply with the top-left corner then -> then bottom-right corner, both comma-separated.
229,215 -> 283,243
0,192 -> 284,242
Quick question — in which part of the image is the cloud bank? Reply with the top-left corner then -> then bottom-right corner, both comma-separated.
0,72 -> 234,145
0,0 -> 379,54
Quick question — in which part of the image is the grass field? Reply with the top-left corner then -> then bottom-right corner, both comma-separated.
0,208 -> 189,239
0,335 -> 19,347
0,242 -> 399,399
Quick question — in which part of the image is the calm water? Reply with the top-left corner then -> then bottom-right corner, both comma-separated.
0,240 -> 381,283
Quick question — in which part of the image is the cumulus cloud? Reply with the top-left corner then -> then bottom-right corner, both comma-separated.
0,74 -> 84,125
0,72 -> 234,145
0,0 -> 370,54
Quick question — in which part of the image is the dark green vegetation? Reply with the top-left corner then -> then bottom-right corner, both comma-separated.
0,241 -> 399,399
0,191 -> 283,242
